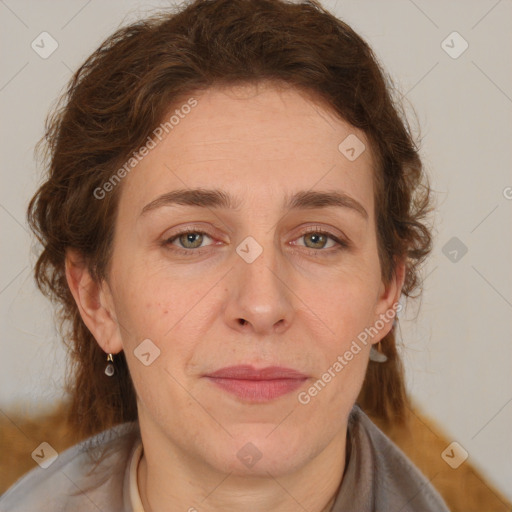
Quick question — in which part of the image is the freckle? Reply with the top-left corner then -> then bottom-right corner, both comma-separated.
164,310 -> 169,315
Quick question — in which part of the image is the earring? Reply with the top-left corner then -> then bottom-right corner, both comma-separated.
105,353 -> 115,376
369,341 -> 388,363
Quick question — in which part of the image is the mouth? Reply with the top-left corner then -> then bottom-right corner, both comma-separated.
203,365 -> 308,402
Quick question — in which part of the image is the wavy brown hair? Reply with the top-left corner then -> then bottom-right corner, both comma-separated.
27,0 -> 433,442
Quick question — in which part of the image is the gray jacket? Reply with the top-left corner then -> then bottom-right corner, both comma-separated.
0,404 -> 450,511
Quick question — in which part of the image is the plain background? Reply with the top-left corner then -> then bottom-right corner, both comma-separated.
1,0 -> 511,502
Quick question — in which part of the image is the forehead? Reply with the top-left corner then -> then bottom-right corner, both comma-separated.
117,82 -> 376,220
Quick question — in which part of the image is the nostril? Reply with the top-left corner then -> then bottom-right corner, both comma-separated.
238,318 -> 247,326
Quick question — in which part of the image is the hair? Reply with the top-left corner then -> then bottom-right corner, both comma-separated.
27,0 -> 433,442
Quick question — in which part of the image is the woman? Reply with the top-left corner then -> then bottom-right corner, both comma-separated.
0,0 -> 450,510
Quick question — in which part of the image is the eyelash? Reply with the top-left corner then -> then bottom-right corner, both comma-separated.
161,226 -> 349,257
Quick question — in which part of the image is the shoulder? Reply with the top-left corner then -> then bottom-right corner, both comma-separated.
350,404 -> 450,512
0,421 -> 140,512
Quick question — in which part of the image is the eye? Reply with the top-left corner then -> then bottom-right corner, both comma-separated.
161,225 -> 349,256
162,228 -> 215,255
291,226 -> 349,253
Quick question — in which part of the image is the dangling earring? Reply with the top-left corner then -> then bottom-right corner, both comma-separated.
369,341 -> 387,363
105,353 -> 115,376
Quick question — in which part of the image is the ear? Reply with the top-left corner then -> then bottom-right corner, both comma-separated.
64,248 -> 123,354
371,257 -> 406,344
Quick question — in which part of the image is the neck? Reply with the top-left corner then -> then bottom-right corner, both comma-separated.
136,426 -> 347,512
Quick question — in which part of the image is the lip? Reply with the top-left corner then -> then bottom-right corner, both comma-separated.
204,365 -> 308,402
206,365 -> 308,380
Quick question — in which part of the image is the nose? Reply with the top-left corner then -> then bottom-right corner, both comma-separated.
223,241 -> 294,336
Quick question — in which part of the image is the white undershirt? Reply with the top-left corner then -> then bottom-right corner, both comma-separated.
129,438 -> 145,512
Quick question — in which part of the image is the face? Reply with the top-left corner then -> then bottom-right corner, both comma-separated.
70,81 -> 403,478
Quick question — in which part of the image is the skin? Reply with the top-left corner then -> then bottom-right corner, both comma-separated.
66,81 -> 405,512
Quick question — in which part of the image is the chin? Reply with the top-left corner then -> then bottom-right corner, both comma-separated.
207,428 -> 313,477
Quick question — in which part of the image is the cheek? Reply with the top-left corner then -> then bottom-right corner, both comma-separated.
297,276 -> 378,400
303,290 -> 374,396
305,271 -> 379,337
111,249 -> 179,329
111,263 -> 207,371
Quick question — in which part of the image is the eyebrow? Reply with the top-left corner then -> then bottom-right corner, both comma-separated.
139,188 -> 368,220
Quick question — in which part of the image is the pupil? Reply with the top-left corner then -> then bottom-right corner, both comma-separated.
182,233 -> 202,248
308,233 -> 324,247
